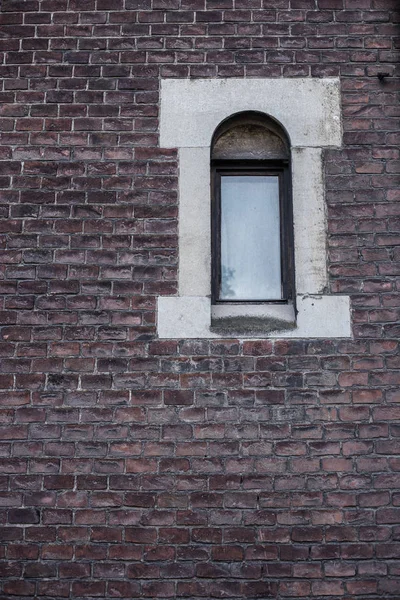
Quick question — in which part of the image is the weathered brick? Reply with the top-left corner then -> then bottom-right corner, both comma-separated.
0,1 -> 397,596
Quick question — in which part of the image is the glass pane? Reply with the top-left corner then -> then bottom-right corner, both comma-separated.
220,175 -> 281,301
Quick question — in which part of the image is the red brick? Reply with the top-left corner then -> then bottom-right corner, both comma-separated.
0,2 -> 397,595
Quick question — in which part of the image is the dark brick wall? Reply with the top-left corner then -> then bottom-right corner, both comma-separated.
0,0 -> 399,598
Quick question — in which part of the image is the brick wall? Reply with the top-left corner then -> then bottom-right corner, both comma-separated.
0,0 -> 399,598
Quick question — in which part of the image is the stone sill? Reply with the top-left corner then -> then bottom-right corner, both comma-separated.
211,302 -> 296,337
157,295 -> 351,339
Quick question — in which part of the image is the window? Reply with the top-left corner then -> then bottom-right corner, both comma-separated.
156,77 -> 351,339
211,113 -> 294,306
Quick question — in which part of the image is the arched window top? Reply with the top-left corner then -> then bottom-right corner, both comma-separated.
211,112 -> 290,162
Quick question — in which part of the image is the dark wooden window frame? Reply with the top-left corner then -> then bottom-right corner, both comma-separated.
211,159 -> 294,304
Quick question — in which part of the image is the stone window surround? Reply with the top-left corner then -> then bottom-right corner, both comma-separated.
156,78 -> 351,339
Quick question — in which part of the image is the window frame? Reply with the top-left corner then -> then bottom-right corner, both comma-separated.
157,77 -> 351,340
211,159 -> 294,306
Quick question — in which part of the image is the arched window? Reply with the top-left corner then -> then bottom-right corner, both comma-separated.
156,77 -> 351,339
211,112 -> 294,305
